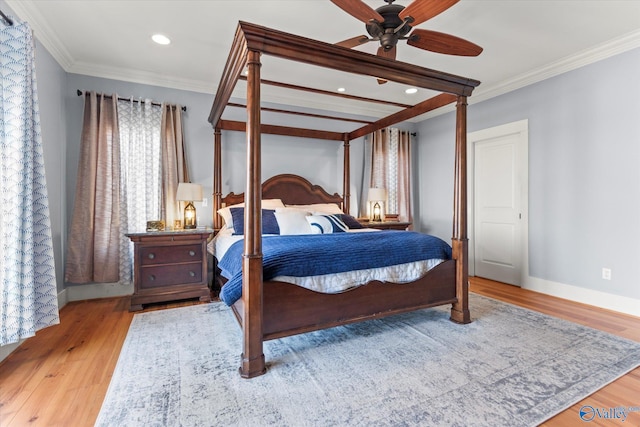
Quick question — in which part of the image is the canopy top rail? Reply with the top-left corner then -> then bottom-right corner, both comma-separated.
208,21 -> 480,138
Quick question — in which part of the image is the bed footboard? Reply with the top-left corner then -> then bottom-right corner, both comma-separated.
230,260 -> 456,341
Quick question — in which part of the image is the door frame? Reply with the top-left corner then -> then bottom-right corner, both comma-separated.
467,119 -> 529,284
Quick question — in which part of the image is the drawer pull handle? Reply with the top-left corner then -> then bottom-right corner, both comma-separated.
189,271 -> 196,277
148,275 -> 156,281
148,253 -> 155,259
188,250 -> 196,256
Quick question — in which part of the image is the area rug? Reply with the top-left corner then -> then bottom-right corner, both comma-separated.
96,294 -> 640,427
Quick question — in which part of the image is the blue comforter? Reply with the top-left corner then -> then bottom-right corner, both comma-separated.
218,231 -> 452,306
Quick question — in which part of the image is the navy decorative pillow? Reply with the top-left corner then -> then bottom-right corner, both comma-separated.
230,207 -> 280,235
340,214 -> 364,229
306,214 -> 349,234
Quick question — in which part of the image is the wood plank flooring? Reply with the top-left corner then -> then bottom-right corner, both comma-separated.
0,278 -> 638,426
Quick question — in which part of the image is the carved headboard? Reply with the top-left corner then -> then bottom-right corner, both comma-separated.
220,173 -> 343,214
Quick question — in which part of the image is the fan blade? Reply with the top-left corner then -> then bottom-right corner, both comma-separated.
399,0 -> 459,26
336,35 -> 370,48
330,0 -> 383,23
376,46 -> 396,84
408,29 -> 483,56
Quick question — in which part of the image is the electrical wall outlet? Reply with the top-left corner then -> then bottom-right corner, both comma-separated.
202,198 -> 208,207
602,268 -> 612,280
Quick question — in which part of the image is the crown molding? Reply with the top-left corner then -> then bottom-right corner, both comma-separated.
68,61 -> 216,95
6,0 -> 75,70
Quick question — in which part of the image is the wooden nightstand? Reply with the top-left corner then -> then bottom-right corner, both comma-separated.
127,229 -> 212,311
359,220 -> 412,230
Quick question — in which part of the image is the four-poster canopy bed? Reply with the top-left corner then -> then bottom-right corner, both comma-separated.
208,21 -> 480,378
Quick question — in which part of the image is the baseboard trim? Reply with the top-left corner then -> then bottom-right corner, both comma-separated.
0,340 -> 22,363
65,282 -> 133,302
523,276 -> 640,318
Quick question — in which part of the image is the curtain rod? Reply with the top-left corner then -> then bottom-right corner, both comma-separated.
0,9 -> 13,26
76,90 -> 186,112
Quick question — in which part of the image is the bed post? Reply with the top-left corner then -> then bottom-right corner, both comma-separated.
343,134 -> 350,214
450,95 -> 471,324
213,128 -> 222,231
240,49 -> 266,378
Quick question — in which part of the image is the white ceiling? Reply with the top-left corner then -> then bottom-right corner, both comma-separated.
6,0 -> 640,120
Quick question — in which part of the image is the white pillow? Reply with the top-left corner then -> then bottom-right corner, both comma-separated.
217,199 -> 285,228
285,203 -> 343,215
274,207 -> 312,235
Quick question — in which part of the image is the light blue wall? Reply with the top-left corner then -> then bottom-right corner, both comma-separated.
416,47 -> 640,300
35,38 -> 67,293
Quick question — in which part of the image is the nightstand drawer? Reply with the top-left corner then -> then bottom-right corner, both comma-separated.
140,263 -> 203,288
140,244 -> 202,265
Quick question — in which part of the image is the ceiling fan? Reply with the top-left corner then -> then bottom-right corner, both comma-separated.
332,0 -> 483,70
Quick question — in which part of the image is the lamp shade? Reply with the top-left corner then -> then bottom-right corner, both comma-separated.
368,187 -> 387,202
176,183 -> 203,202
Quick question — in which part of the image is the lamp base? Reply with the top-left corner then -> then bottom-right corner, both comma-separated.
184,202 -> 197,229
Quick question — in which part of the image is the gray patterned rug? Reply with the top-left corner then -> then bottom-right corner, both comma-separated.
96,294 -> 640,427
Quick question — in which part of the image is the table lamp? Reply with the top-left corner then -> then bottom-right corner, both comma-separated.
176,183 -> 203,229
368,187 -> 387,222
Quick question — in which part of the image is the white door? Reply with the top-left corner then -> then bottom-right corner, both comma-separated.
468,120 -> 528,286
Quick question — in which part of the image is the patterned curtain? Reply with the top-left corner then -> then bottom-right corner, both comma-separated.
117,98 -> 162,284
1,20 -> 59,345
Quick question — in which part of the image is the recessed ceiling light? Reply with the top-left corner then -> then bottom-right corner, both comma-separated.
405,88 -> 418,94
152,34 -> 171,45
337,87 -> 346,92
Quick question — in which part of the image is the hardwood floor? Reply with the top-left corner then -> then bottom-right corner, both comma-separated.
0,278 -> 638,426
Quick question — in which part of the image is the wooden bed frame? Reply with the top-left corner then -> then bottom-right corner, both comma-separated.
208,22 -> 480,378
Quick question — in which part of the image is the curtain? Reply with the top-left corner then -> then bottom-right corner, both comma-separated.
65,95 -> 184,286
359,129 -> 389,217
118,98 -> 162,230
1,20 -> 59,345
65,92 -> 121,284
371,129 -> 388,190
117,98 -> 162,284
396,130 -> 413,224
160,104 -> 189,227
368,128 -> 413,223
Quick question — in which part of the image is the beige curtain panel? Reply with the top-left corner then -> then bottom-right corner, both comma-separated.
65,92 -> 121,284
396,129 -> 413,224
160,104 -> 189,226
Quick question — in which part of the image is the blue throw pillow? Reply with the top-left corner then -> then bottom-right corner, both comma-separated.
230,207 -> 280,235
340,214 -> 364,229
306,214 -> 349,234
